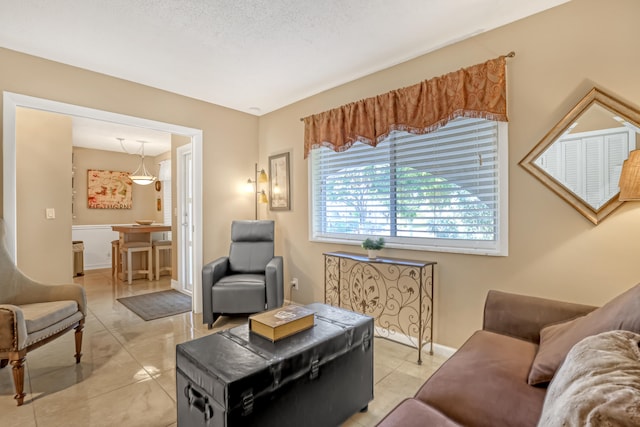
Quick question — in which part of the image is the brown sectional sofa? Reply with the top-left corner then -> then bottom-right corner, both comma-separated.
377,290 -> 599,427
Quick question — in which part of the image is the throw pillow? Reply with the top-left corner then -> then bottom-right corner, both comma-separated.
537,330 -> 640,427
528,283 -> 640,385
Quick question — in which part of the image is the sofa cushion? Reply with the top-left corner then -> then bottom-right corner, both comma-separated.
415,330 -> 545,427
376,398 -> 462,427
528,283 -> 640,385
537,330 -> 640,426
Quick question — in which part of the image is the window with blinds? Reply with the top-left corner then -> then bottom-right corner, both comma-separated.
158,160 -> 172,240
309,117 -> 508,255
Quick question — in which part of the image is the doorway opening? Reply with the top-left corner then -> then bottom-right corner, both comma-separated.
3,91 -> 204,313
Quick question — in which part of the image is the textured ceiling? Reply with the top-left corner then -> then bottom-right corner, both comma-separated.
1,0 -> 569,119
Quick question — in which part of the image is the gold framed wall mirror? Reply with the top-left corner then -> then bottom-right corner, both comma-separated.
520,88 -> 640,224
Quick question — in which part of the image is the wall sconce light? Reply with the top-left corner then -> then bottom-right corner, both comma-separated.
619,149 -> 640,201
246,163 -> 268,219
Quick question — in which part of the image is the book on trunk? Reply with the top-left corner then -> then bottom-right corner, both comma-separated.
249,305 -> 315,341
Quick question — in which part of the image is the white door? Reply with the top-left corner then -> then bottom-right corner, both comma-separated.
177,144 -> 194,294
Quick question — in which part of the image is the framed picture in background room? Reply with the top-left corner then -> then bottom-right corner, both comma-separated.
87,169 -> 132,209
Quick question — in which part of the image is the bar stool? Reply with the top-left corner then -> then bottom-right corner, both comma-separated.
111,239 -> 121,277
153,240 -> 172,280
120,241 -> 153,285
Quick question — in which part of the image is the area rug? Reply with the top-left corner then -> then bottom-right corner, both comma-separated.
117,290 -> 192,321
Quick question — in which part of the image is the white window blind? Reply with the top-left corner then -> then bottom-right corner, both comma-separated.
158,160 -> 172,239
310,117 -> 508,255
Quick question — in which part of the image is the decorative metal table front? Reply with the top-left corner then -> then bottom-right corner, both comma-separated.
323,251 -> 436,364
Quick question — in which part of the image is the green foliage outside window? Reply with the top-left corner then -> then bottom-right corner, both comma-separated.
323,164 -> 495,240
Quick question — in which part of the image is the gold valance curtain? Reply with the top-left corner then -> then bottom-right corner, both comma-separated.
303,55 -> 509,158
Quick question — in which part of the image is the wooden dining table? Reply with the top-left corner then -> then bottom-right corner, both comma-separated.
111,224 -> 171,281
112,224 -> 172,243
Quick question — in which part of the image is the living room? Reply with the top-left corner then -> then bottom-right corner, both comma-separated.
1,0 -> 639,425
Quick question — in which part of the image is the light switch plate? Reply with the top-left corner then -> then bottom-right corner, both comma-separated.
46,208 -> 55,219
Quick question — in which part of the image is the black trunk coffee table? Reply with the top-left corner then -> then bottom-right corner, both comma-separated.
176,303 -> 374,427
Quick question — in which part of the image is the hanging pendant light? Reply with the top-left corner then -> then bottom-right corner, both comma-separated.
118,138 -> 157,185
129,141 -> 156,185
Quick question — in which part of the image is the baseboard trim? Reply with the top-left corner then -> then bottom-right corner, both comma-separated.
85,263 -> 111,271
373,326 -> 457,359
431,342 -> 457,358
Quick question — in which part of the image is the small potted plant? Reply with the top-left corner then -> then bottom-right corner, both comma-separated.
361,237 -> 385,259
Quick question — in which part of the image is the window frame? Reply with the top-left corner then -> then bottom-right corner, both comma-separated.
308,121 -> 509,256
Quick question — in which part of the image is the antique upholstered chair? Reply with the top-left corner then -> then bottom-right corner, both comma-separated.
0,219 -> 86,406
202,220 -> 283,329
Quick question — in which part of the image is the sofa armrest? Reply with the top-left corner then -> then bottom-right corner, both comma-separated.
482,290 -> 597,343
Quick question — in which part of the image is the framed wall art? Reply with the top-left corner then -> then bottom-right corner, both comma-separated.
87,169 -> 132,209
268,152 -> 290,211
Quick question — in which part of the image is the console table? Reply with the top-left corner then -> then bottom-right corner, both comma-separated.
323,251 -> 436,364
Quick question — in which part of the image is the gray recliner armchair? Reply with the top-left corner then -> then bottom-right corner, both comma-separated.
202,220 -> 284,329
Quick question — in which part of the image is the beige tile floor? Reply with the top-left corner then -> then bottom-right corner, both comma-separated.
0,268 -> 447,427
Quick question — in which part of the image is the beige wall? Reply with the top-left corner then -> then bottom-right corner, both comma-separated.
1,47 -> 259,283
16,108 -> 72,283
72,147 -> 159,225
258,0 -> 640,348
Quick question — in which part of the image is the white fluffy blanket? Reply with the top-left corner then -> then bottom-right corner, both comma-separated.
538,330 -> 640,427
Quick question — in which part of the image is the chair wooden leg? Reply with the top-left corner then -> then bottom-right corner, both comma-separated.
74,320 -> 84,364
119,249 -> 126,282
127,250 -> 133,285
147,248 -> 153,281
10,351 -> 26,406
155,247 -> 160,281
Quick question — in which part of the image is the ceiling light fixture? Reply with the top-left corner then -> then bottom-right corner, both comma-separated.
118,138 -> 157,185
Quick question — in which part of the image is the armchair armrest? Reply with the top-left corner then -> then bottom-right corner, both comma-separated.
12,282 -> 87,317
201,257 -> 230,325
0,305 -> 27,352
482,290 -> 597,343
265,256 -> 284,309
